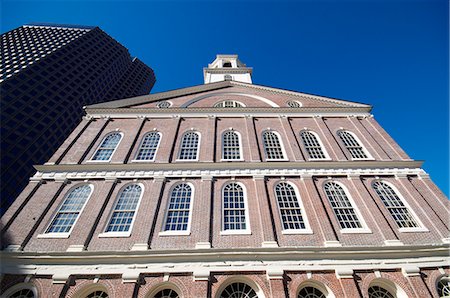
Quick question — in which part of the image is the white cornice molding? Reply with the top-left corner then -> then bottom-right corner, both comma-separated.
1,245 -> 448,276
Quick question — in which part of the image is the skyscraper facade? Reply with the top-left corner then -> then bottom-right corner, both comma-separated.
0,55 -> 448,298
0,23 -> 156,210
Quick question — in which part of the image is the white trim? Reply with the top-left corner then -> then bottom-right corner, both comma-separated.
161,182 -> 195,234
42,183 -> 94,236
221,181 -> 251,235
323,180 -> 372,233
100,183 -> 144,237
262,130 -> 289,161
221,130 -> 244,161
299,129 -> 332,161
372,180 -> 428,232
182,92 -> 279,108
215,276 -> 266,298
146,282 -> 182,298
132,131 -> 162,162
297,280 -> 336,298
368,278 -> 408,298
89,131 -> 124,162
176,131 -> 201,161
274,181 -> 313,234
214,100 -> 246,108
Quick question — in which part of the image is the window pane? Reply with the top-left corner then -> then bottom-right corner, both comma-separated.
263,131 -> 285,160
275,182 -> 306,230
136,132 -> 160,160
223,183 -> 247,230
106,184 -> 142,233
92,132 -> 122,161
324,182 -> 362,229
301,131 -> 326,159
178,132 -> 199,160
222,131 -> 241,160
338,131 -> 368,159
165,183 -> 192,231
373,181 -> 419,228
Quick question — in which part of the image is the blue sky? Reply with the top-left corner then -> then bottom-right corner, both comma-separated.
2,0 -> 449,196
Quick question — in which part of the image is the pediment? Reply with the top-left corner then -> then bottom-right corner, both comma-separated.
87,81 -> 371,110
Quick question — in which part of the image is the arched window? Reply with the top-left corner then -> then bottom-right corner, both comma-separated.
157,101 -> 171,108
223,61 -> 232,67
178,131 -> 200,160
275,182 -> 308,231
86,291 -> 109,298
323,182 -> 363,229
219,282 -> 257,298
224,75 -> 232,81
222,130 -> 242,160
262,130 -> 286,160
135,132 -> 161,161
372,181 -> 420,229
337,130 -> 369,159
6,289 -> 35,298
164,183 -> 193,232
300,130 -> 328,160
104,184 -> 143,234
287,100 -> 302,108
214,100 -> 245,108
153,289 -> 179,298
437,277 -> 450,298
222,182 -> 249,232
46,184 -> 93,234
298,287 -> 326,298
368,286 -> 395,298
91,132 -> 122,161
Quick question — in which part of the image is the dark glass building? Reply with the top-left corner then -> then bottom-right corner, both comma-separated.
0,23 -> 156,212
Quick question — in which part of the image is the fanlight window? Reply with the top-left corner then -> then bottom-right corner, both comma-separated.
105,184 -> 142,233
135,132 -> 161,161
337,130 -> 369,159
153,289 -> 179,298
219,282 -> 258,298
92,132 -> 122,161
164,183 -> 192,231
222,130 -> 242,160
157,101 -> 171,108
368,286 -> 395,298
437,277 -> 450,298
287,100 -> 302,108
323,182 -> 363,229
298,287 -> 326,298
46,185 -> 92,233
262,131 -> 286,160
275,182 -> 306,230
224,74 -> 232,81
214,100 -> 244,108
86,291 -> 108,298
7,289 -> 35,298
178,131 -> 200,160
223,183 -> 247,231
372,181 -> 419,229
300,131 -> 327,159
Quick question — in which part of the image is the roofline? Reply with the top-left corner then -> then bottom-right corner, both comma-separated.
86,81 -> 371,110
23,23 -> 96,30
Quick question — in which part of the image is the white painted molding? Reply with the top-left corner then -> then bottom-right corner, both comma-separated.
193,269 -> 210,281
52,272 -> 70,284
384,239 -> 404,246
122,270 -> 140,283
195,242 -> 211,249
266,269 -> 284,280
335,268 -> 354,279
66,245 -> 85,252
131,243 -> 149,251
401,265 -> 421,277
261,241 -> 279,248
324,241 -> 342,247
4,245 -> 21,252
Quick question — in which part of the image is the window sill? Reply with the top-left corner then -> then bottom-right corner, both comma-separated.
159,230 -> 191,236
220,158 -> 245,162
37,233 -> 70,239
98,232 -> 131,238
264,158 -> 289,162
175,159 -> 199,162
307,158 -> 332,161
350,157 -> 375,161
130,159 -> 156,163
339,228 -> 372,234
85,160 -> 112,163
220,230 -> 252,235
281,229 -> 313,235
398,227 -> 429,233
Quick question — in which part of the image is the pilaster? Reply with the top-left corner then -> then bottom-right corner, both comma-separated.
253,175 -> 278,247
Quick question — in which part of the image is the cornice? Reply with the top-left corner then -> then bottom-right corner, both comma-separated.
85,106 -> 372,118
33,161 -> 424,180
203,67 -> 253,74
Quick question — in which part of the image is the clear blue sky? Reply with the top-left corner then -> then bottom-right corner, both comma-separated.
2,0 -> 449,196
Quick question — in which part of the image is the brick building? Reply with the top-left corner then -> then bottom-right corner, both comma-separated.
1,55 -> 449,297
1,23 -> 155,211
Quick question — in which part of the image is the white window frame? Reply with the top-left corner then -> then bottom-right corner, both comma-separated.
99,183 -> 144,238
38,184 -> 93,239
157,101 -> 172,108
372,180 -> 428,233
221,130 -> 244,161
287,100 -> 302,108
300,129 -> 331,161
220,181 -> 251,235
323,181 -> 371,234
176,131 -> 201,161
159,182 -> 195,236
337,130 -> 374,161
214,100 -> 246,108
2,283 -> 38,298
274,181 -> 313,234
131,131 -> 162,162
88,131 -> 124,163
262,130 -> 289,161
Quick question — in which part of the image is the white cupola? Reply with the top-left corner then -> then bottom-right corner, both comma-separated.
203,54 -> 253,84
